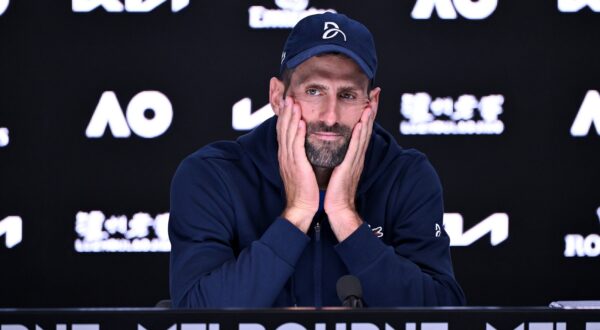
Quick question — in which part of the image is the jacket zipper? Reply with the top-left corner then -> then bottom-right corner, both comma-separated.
314,221 -> 322,308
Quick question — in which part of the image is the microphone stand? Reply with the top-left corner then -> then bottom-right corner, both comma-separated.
343,295 -> 364,308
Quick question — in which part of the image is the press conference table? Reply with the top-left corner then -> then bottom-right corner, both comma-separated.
1,307 -> 600,329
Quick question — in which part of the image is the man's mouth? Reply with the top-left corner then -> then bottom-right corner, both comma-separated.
312,132 -> 342,141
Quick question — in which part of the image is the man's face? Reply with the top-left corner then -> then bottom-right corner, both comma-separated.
286,54 -> 371,168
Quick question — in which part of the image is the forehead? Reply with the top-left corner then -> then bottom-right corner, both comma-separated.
291,54 -> 369,90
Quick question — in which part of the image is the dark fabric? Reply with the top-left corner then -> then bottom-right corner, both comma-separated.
169,116 -> 466,308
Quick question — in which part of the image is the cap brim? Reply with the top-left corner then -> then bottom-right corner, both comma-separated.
284,44 -> 374,79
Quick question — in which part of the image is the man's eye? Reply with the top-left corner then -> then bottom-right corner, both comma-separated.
306,88 -> 321,96
339,93 -> 357,101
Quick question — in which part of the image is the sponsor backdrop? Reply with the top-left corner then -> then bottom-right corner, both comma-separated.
0,0 -> 599,307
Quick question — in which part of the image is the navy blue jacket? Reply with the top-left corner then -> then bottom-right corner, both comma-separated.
169,116 -> 465,308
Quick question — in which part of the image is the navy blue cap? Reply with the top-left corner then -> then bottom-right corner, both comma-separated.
280,12 -> 377,80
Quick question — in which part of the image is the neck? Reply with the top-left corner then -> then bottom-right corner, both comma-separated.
313,166 -> 333,190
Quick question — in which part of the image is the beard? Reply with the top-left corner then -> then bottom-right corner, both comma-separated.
304,121 -> 352,168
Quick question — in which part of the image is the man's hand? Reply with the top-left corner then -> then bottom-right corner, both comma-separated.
324,107 -> 376,241
277,97 -> 319,233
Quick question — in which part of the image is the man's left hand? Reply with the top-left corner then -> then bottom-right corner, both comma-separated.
324,106 -> 376,242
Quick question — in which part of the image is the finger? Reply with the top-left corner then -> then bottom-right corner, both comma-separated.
340,121 -> 362,169
275,97 -> 286,136
286,101 -> 300,162
292,119 -> 311,170
278,97 -> 293,158
352,109 -> 371,169
365,106 -> 375,139
358,108 -> 374,159
282,97 -> 294,130
364,108 -> 375,156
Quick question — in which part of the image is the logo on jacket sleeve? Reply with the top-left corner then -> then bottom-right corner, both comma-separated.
435,223 -> 442,237
369,225 -> 383,238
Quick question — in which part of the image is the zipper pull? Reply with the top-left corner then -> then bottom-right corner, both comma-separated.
314,222 -> 321,241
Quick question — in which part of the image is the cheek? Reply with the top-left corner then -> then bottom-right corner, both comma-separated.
299,104 -> 317,121
343,110 -> 364,127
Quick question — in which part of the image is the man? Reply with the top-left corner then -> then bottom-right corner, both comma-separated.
169,12 -> 465,308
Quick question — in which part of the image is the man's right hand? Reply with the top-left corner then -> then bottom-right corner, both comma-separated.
276,97 -> 318,233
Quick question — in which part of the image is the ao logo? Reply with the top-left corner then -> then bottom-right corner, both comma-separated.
86,91 -> 173,139
232,98 -> 274,131
72,0 -> 189,13
0,216 -> 22,249
0,0 -> 9,16
558,0 -> 600,12
412,0 -> 498,20
444,213 -> 509,246
570,90 -> 600,137
0,127 -> 8,147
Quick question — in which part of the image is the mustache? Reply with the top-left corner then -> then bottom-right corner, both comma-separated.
305,122 -> 352,136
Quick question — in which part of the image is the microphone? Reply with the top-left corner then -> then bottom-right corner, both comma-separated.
336,275 -> 364,308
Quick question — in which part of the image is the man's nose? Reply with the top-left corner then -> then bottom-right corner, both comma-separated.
319,96 -> 340,126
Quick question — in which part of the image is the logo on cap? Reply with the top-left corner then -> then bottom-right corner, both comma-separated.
322,21 -> 346,41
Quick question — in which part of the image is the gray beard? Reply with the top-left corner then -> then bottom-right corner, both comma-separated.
304,122 -> 352,168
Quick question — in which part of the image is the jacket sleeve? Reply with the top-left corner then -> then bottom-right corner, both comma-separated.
169,156 -> 310,308
334,155 -> 466,307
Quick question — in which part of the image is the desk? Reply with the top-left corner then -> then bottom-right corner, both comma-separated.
1,308 -> 600,330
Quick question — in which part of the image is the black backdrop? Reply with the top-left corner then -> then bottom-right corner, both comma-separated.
1,0 -> 599,307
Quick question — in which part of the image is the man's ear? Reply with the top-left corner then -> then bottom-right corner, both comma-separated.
269,77 -> 285,116
368,87 -> 381,118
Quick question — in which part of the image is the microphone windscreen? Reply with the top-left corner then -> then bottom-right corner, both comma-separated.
336,275 -> 363,303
